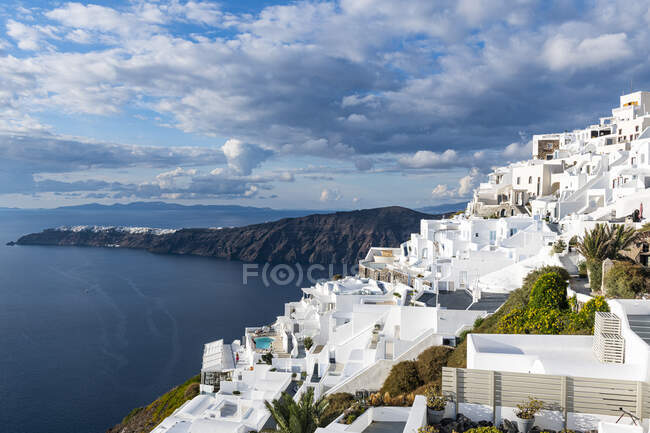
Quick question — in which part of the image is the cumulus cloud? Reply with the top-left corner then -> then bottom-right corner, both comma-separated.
3,0 -> 648,161
221,139 -> 272,175
458,168 -> 481,196
398,150 -> 459,169
1,0 -> 650,204
429,168 -> 482,199
431,184 -> 453,198
319,187 -> 342,202
542,33 -> 632,72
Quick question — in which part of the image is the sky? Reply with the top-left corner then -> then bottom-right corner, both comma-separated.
0,0 -> 649,209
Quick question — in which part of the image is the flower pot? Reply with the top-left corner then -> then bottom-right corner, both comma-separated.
427,408 -> 444,424
516,416 -> 534,433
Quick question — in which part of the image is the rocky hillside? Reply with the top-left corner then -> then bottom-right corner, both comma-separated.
107,375 -> 200,433
12,206 -> 443,264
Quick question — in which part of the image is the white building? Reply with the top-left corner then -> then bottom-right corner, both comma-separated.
452,300 -> 650,433
361,215 -> 559,294
151,90 -> 650,433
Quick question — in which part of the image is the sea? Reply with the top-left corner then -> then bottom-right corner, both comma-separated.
0,204 -> 333,433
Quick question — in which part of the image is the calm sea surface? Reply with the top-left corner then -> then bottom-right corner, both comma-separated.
0,209 -> 308,433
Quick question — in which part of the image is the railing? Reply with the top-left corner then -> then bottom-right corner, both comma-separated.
442,367 -> 647,428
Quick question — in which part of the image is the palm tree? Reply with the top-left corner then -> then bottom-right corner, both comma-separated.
264,387 -> 329,433
577,223 -> 638,289
604,224 -> 637,259
577,223 -> 637,261
576,223 -> 609,261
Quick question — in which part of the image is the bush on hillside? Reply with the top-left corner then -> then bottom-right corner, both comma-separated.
572,296 -> 609,333
497,306 -> 568,335
184,382 -> 200,399
586,259 -> 603,290
380,360 -> 421,396
415,346 -> 453,385
320,393 -> 355,426
521,266 -> 570,297
603,261 -> 650,299
528,272 -> 568,310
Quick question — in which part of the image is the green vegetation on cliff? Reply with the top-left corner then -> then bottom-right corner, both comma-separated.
108,375 -> 200,433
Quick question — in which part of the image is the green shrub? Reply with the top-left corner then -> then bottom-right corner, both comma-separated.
339,404 -> 367,425
464,428 -> 501,433
423,384 -> 446,410
577,261 -> 587,278
528,272 -> 568,310
586,259 -> 602,290
184,382 -> 200,399
304,336 -> 314,350
320,393 -> 355,426
380,360 -> 421,396
415,346 -> 453,385
515,397 -> 544,419
603,261 -> 649,298
261,352 -> 273,365
498,307 -> 568,335
473,316 -> 484,328
121,407 -> 143,424
522,266 -> 570,297
573,296 -> 609,333
457,328 -> 471,344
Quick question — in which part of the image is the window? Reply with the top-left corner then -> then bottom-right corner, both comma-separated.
528,176 -> 533,184
516,177 -> 521,185
636,125 -> 640,132
509,228 -> 518,236
475,233 -> 479,237
643,243 -> 649,253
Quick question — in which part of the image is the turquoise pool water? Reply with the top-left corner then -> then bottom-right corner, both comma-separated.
254,337 -> 274,349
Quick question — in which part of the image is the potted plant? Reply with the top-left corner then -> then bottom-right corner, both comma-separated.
425,386 -> 446,424
515,397 -> 543,433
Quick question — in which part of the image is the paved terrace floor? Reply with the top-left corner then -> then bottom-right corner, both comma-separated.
363,421 -> 406,433
627,314 -> 650,344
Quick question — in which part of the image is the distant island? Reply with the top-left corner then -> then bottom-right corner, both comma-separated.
10,206 -> 450,264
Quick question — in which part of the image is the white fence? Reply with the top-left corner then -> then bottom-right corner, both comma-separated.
442,367 -> 647,431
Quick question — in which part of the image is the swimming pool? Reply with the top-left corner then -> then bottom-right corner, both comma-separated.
254,337 -> 274,349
